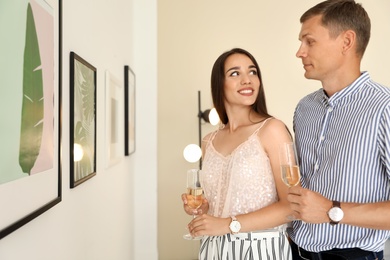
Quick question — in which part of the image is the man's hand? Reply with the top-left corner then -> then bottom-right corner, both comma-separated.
287,186 -> 332,223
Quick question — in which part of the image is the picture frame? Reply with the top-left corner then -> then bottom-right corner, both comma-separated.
0,0 -> 62,239
69,52 -> 97,188
124,65 -> 136,156
105,70 -> 124,167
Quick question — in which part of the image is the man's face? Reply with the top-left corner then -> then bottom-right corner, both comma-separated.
296,15 -> 345,82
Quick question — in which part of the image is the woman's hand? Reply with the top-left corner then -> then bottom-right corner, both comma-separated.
187,214 -> 230,237
181,193 -> 209,215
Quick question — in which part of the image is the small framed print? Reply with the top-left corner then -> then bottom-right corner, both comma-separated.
124,65 -> 136,156
69,52 -> 97,188
106,70 -> 123,167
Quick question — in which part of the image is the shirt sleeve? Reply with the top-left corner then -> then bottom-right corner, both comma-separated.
379,104 -> 390,180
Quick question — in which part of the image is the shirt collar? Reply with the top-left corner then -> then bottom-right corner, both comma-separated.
320,71 -> 370,107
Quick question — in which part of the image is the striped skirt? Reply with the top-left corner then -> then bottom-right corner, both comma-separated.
199,229 -> 291,260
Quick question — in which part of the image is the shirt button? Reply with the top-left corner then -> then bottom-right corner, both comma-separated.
320,136 -> 325,141
314,164 -> 319,170
328,107 -> 333,112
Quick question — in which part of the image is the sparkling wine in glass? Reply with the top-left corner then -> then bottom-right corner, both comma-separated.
183,169 -> 203,240
280,142 -> 301,222
279,142 -> 301,187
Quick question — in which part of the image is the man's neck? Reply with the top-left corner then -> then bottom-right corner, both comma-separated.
321,67 -> 361,97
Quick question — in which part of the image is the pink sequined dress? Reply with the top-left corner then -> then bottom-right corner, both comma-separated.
201,119 -> 278,218
198,118 -> 291,260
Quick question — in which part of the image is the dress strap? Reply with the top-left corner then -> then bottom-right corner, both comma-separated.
252,117 -> 274,136
202,129 -> 219,148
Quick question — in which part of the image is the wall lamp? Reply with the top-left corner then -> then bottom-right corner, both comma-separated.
183,91 -> 220,169
199,108 -> 219,126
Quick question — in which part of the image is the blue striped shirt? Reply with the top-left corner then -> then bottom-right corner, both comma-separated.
289,71 -> 390,252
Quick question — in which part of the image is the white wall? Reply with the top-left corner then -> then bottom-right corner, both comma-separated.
0,0 -> 158,259
158,1 -> 390,259
133,0 -> 158,259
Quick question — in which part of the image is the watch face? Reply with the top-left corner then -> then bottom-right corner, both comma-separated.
230,221 -> 241,233
329,207 -> 344,222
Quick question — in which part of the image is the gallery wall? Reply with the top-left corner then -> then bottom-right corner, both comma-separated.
1,0 -> 388,259
0,0 -> 158,259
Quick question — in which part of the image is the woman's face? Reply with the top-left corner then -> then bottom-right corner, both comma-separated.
223,53 -> 260,108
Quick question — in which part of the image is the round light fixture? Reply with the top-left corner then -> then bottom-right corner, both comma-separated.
183,144 -> 202,163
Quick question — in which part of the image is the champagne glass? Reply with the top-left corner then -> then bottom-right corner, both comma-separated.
279,142 -> 301,187
183,169 -> 203,240
279,142 -> 301,223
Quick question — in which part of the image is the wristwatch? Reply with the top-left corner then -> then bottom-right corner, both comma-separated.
229,216 -> 241,234
327,201 -> 344,225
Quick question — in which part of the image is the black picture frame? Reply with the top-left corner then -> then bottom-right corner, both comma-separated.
124,65 -> 136,156
0,0 -> 62,239
69,52 -> 97,188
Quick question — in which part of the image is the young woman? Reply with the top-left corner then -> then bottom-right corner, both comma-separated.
182,48 -> 293,260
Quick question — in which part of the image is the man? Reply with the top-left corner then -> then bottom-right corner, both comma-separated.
288,0 -> 390,259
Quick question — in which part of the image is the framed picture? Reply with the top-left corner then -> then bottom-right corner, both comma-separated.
69,52 -> 97,188
0,0 -> 62,239
105,71 -> 123,167
124,65 -> 136,156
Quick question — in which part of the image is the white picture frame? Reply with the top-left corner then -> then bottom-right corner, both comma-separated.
105,70 -> 123,168
124,65 -> 136,156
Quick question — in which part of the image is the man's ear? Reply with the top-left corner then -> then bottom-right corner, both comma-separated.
342,30 -> 356,54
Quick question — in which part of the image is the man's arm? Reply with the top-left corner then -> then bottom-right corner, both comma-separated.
287,186 -> 390,230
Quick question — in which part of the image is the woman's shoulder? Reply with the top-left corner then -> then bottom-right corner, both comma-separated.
202,131 -> 214,141
257,118 -> 293,153
263,117 -> 288,129
202,129 -> 219,143
260,117 -> 292,137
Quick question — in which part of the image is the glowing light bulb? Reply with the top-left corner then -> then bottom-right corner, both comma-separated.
183,144 -> 202,163
208,108 -> 220,126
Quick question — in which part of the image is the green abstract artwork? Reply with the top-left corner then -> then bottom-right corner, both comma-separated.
0,0 -> 54,184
